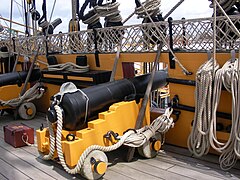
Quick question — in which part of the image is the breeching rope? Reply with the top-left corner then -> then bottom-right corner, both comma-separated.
209,58 -> 240,170
187,58 -> 219,157
43,104 -> 173,174
0,82 -> 45,107
47,62 -> 89,73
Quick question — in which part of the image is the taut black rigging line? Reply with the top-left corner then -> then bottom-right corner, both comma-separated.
37,0 -> 62,35
38,0 -> 47,26
30,0 -> 40,21
76,0 -> 80,19
23,0 -> 29,36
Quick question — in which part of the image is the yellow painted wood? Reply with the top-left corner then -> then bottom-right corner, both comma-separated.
166,52 -> 232,148
37,100 -> 150,167
35,52 -> 233,149
152,140 -> 161,151
0,85 -> 23,101
67,76 -> 93,81
43,74 -> 64,79
94,161 -> 107,175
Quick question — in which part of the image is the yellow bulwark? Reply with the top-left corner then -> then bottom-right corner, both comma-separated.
36,100 -> 150,167
0,84 -> 30,110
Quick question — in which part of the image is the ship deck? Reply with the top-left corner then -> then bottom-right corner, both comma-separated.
0,113 -> 239,180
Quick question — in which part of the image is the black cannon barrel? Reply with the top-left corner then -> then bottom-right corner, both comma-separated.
49,70 -> 168,130
0,69 -> 41,87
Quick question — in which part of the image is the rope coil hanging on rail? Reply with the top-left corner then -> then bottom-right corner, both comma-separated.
188,0 -> 240,170
95,2 -> 122,22
209,58 -> 240,170
135,0 -> 161,19
82,10 -> 100,26
187,58 -> 219,157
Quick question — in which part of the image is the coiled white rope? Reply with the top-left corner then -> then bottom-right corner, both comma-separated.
49,105 -> 173,174
188,59 -> 219,157
209,58 -> 240,170
135,0 -> 161,19
47,62 -> 89,73
0,82 -> 45,107
82,10 -> 100,26
134,0 -> 191,75
95,2 -> 122,22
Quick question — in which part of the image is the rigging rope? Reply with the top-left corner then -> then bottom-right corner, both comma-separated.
45,0 -> 57,36
82,10 -> 100,25
134,0 -> 191,75
135,0 -> 161,19
187,58 -> 219,157
189,0 -> 240,170
95,2 -> 122,22
80,0 -> 100,26
209,58 -> 240,170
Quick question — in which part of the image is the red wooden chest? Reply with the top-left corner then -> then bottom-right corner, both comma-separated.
3,124 -> 34,148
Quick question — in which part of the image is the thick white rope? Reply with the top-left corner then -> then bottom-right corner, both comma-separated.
95,2 -> 122,22
188,59 -> 219,157
210,60 -> 234,151
53,105 -> 173,174
82,10 -> 100,25
135,0 -> 161,19
209,59 -> 240,170
0,82 -> 44,107
47,62 -> 89,73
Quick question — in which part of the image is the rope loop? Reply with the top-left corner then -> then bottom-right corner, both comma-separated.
42,103 -> 173,175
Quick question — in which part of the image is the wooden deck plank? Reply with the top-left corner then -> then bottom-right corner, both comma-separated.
121,160 -> 193,180
104,169 -> 135,180
108,163 -> 163,180
0,158 -> 31,180
11,146 -> 84,179
10,148 -> 81,180
156,151 -> 240,179
1,113 -> 240,180
0,146 -> 56,180
21,144 -> 137,180
164,144 -> 240,170
168,165 -> 225,180
0,173 -> 8,180
138,157 -> 175,170
160,146 -> 240,175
